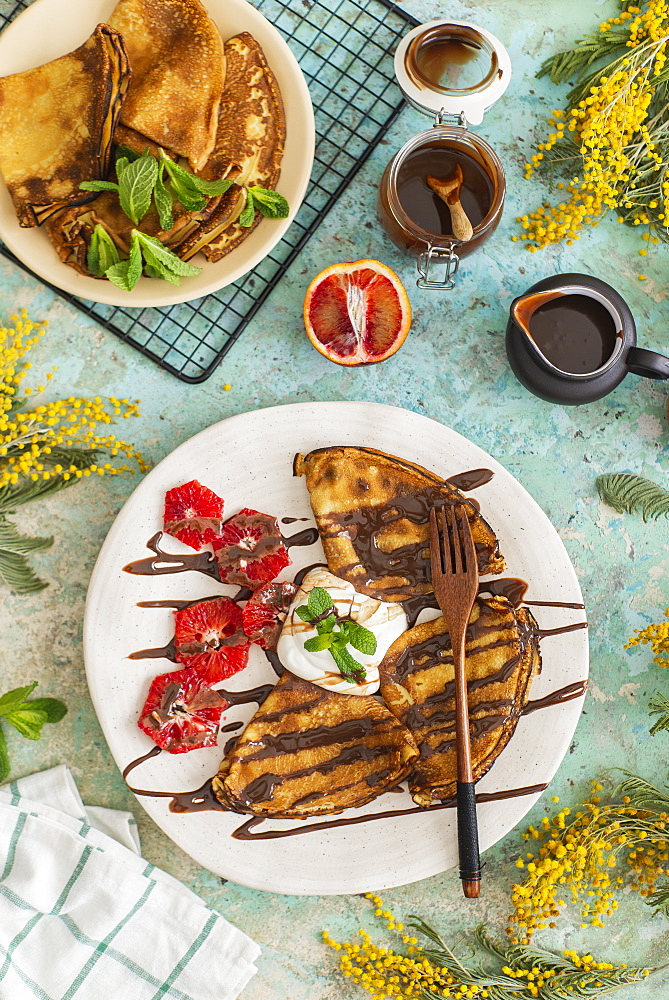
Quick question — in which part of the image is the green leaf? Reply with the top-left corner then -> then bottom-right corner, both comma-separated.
87,224 -> 121,277
105,258 -> 138,292
315,613 -> 337,634
596,473 -> 669,522
330,645 -> 367,682
247,185 -> 289,219
160,152 -> 207,211
117,153 -> 159,225
28,698 -> 67,723
5,707 -> 48,740
295,604 -> 314,623
154,166 -> 174,230
239,189 -> 255,227
339,620 -> 377,655
138,246 -> 181,285
0,546 -> 50,594
189,175 -> 235,197
308,586 -> 335,618
0,728 -> 9,783
134,231 -> 202,277
304,633 -> 336,652
115,143 -> 140,164
649,692 -> 669,736
79,180 -> 120,193
0,683 -> 38,714
0,518 -> 52,555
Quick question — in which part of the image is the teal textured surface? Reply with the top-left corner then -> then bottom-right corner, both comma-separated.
1,0 -> 669,995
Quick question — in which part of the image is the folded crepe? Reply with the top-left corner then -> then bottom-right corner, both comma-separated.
179,31 -> 286,262
107,0 -> 225,172
294,446 -> 505,603
0,24 -> 130,227
378,596 -> 541,806
213,671 -> 418,818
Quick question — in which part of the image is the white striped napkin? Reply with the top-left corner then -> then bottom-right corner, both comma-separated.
0,765 -> 260,1000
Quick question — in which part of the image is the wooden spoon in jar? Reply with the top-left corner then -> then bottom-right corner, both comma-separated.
427,164 -> 474,241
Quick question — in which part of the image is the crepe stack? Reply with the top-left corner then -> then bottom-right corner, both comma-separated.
179,31 -> 286,262
378,595 -> 541,806
107,0 -> 225,171
0,24 -> 130,227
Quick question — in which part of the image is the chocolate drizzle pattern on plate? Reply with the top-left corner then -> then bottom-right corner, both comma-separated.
121,463 -> 587,842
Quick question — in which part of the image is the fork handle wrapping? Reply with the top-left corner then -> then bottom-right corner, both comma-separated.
457,781 -> 481,898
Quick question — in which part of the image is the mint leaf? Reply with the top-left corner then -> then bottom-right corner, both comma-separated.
28,698 -> 67,723
126,232 -> 143,287
115,144 -> 140,165
79,180 -> 120,193
304,633 -> 336,652
315,613 -> 337,633
160,152 -> 207,211
0,728 -> 9,783
0,682 -> 37,715
118,153 -> 158,225
239,189 -> 255,227
308,587 -> 335,618
134,232 -> 202,277
138,245 -> 181,285
154,166 -> 174,230
330,645 -> 367,683
189,175 -> 235,197
247,185 -> 289,219
339,620 -> 377,656
6,706 -> 48,740
105,257 -> 139,292
295,604 -> 314,623
87,225 -> 121,277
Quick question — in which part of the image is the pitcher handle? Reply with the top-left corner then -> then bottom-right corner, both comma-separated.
627,347 -> 669,380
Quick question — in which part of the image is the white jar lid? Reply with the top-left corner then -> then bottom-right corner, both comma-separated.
394,19 -> 512,126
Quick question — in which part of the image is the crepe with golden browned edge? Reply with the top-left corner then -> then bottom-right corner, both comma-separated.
107,0 -> 225,171
378,595 -> 541,806
179,31 -> 285,263
44,168 -> 221,275
0,24 -> 130,228
294,446 -> 505,603
213,671 -> 418,818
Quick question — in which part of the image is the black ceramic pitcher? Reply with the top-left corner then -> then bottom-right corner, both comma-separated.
506,273 -> 669,404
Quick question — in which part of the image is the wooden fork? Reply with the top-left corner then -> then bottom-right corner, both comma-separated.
429,502 -> 481,898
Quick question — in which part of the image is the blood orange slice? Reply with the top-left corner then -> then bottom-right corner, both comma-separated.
303,259 -> 411,366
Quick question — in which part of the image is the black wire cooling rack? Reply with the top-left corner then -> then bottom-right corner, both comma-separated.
0,0 -> 417,382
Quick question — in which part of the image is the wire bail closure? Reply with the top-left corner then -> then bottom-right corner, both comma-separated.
433,109 -> 468,129
417,244 -> 460,289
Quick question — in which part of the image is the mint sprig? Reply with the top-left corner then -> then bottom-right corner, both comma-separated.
103,230 -> 202,292
0,681 -> 67,782
296,586 -> 377,683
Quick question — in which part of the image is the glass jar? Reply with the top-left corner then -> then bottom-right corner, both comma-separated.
379,19 -> 511,290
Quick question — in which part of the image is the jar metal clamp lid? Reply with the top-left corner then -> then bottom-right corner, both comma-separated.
383,20 -> 512,289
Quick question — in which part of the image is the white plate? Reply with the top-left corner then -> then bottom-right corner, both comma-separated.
0,0 -> 314,306
84,402 -> 588,895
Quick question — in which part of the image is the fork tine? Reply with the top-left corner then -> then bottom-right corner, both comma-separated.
456,503 -> 476,574
439,505 -> 450,574
449,505 -> 464,575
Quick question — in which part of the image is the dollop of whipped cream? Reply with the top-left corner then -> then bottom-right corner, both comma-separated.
277,568 -> 407,696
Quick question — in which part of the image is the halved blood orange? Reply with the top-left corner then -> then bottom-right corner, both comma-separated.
303,259 -> 412,366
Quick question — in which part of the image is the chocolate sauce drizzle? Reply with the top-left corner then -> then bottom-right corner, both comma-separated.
121,474 -> 588,841
230,782 -> 549,840
125,532 -> 221,579
124,526 -> 318,580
